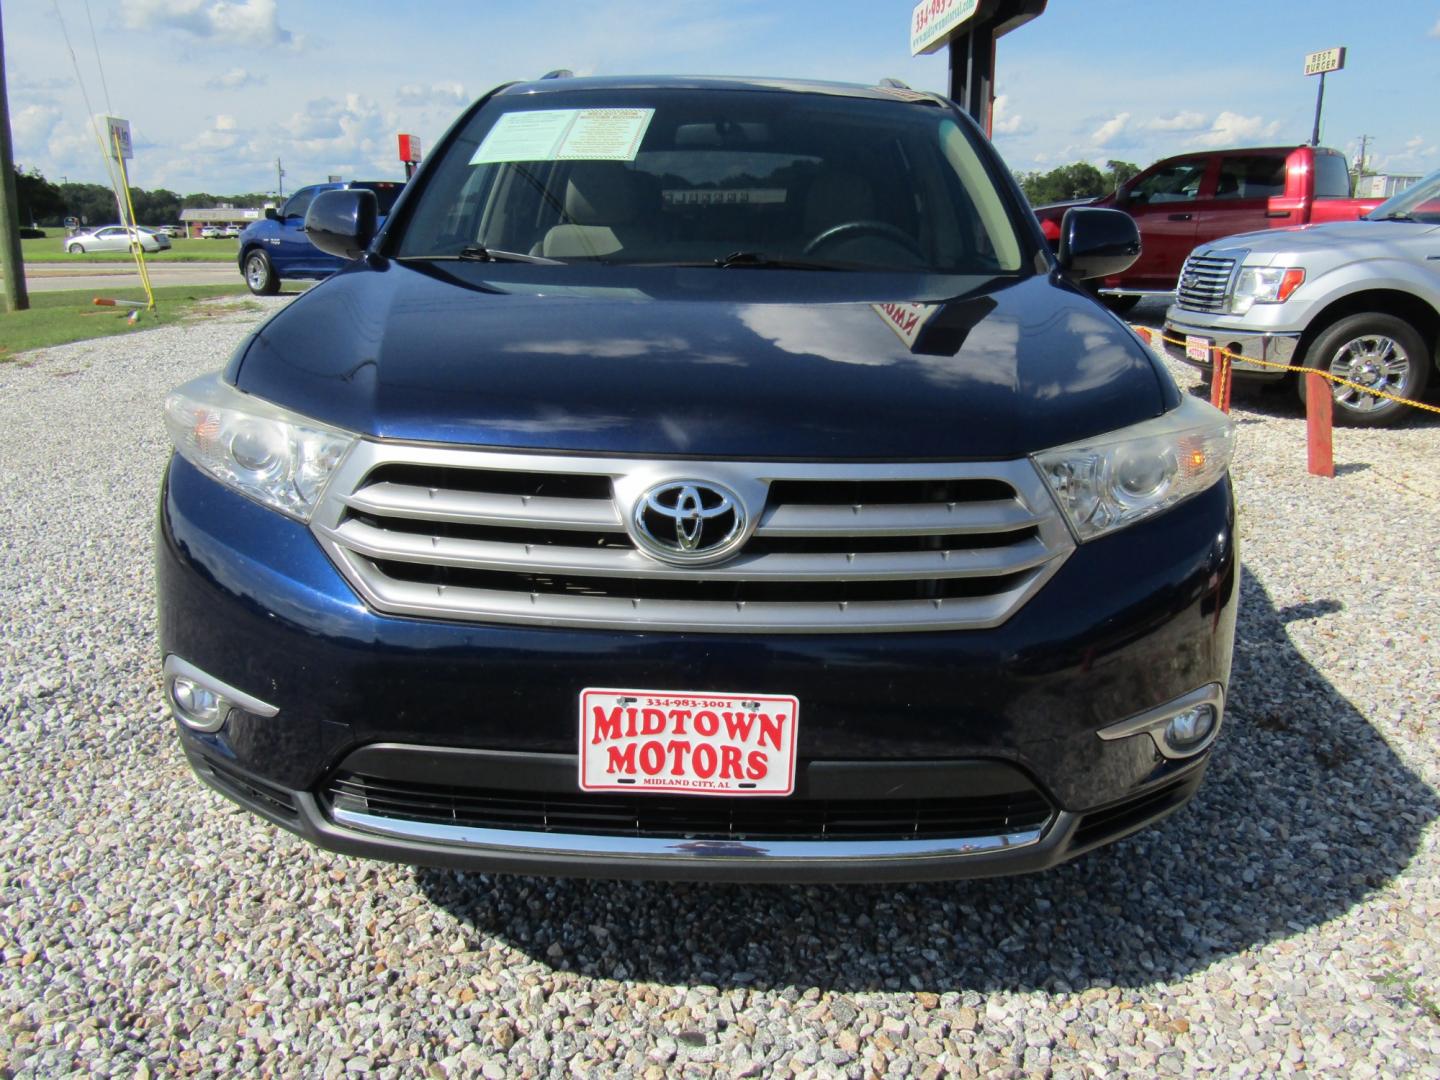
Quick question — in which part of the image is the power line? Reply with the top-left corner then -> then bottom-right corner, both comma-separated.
82,0 -> 113,118
49,0 -> 125,216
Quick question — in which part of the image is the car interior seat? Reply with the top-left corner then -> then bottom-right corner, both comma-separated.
540,164 -> 652,259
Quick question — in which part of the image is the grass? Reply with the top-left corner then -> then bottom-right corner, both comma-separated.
21,233 -> 240,263
1377,971 -> 1440,1023
0,284 -> 256,359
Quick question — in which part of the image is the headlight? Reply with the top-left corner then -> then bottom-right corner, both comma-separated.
164,373 -> 357,521
1228,266 -> 1304,315
1032,396 -> 1234,541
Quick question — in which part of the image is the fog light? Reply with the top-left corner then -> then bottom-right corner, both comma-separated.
163,655 -> 279,734
1164,704 -> 1217,752
170,676 -> 225,731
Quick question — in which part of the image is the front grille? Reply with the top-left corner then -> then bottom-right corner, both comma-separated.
325,771 -> 1053,842
1175,253 -> 1238,312
311,445 -> 1074,632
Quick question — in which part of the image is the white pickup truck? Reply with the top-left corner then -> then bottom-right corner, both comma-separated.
1163,168 -> 1440,426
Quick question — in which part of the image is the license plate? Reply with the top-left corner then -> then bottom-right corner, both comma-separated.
1185,334 -> 1213,363
579,688 -> 799,796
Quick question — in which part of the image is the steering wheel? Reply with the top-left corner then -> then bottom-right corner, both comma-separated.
802,220 -> 925,259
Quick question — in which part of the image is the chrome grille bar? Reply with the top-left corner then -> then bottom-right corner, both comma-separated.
1176,253 -> 1239,313
344,482 -> 624,531
756,499 -> 1043,536
311,443 -> 1075,633
318,517 -> 1056,581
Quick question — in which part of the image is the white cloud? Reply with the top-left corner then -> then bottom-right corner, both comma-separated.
396,82 -> 467,108
122,0 -> 294,47
1431,16 -> 1440,36
207,67 -> 264,90
193,115 -> 242,151
990,94 -> 1030,137
1187,111 -> 1281,148
277,93 -> 398,178
1091,112 -> 1131,146
11,104 -> 63,157
1145,111 -> 1208,133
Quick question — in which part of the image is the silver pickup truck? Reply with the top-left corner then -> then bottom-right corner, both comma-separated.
1164,168 -> 1440,426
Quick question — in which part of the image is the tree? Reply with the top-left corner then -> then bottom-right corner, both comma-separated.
1016,159 -> 1141,206
58,181 -> 119,227
1105,159 -> 1140,189
10,165 -> 65,226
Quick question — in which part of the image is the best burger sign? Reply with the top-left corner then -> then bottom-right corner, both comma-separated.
579,689 -> 800,796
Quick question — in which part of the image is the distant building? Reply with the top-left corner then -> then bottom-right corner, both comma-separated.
1354,174 -> 1420,200
178,206 -> 269,238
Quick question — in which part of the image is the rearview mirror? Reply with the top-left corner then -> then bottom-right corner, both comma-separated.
305,189 -> 378,261
1057,207 -> 1140,281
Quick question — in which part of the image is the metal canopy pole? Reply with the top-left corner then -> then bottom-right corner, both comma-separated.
939,0 -> 1048,133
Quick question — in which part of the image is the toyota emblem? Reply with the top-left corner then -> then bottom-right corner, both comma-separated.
631,480 -> 746,564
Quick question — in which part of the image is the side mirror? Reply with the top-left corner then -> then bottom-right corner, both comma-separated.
1057,207 -> 1140,281
305,189 -> 378,260
265,206 -> 280,221
1113,186 -> 1131,207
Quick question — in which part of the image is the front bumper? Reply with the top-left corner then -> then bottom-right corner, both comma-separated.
1163,314 -> 1300,381
157,455 -> 1238,881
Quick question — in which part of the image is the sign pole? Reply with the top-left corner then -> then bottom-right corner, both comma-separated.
912,1 -> 1047,130
1303,47 -> 1344,147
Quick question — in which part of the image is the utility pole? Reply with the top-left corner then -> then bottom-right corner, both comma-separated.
1355,134 -> 1371,175
276,158 -> 284,200
0,0 -> 31,313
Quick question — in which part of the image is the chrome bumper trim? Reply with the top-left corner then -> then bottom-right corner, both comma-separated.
163,654 -> 280,731
1163,321 -> 1301,373
1097,683 -> 1224,759
330,806 -> 1049,862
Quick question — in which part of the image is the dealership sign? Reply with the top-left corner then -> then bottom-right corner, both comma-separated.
1303,47 -> 1345,76
397,133 -> 423,163
911,0 -> 980,55
103,116 -> 133,160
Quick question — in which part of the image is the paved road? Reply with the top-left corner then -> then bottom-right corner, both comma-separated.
6,261 -> 240,293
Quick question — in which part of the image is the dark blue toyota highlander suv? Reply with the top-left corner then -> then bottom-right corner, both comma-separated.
158,75 -> 1238,881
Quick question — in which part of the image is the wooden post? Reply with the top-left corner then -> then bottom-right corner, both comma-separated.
1306,373 -> 1335,477
1209,346 -> 1231,413
0,0 -> 31,313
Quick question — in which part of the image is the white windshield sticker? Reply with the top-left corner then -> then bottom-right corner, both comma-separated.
473,108 -> 655,164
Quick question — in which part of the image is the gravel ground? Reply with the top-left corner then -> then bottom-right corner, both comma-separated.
1,295 -> 1438,1078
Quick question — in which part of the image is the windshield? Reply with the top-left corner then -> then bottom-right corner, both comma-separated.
394,87 -> 1026,274
1365,169 -> 1440,223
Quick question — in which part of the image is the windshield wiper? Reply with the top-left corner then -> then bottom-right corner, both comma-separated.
1369,211 -> 1416,222
713,250 -> 854,271
457,245 -> 565,264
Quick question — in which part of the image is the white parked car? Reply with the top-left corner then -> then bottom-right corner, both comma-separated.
65,225 -> 172,254
200,225 -> 222,239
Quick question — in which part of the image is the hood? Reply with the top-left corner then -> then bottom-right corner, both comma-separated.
231,260 -> 1172,460
1196,218 -> 1440,260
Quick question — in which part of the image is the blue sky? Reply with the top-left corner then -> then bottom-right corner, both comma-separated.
7,1 -> 1438,195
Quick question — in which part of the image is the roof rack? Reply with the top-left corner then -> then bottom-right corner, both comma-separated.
540,69 -> 573,80
877,77 -> 912,90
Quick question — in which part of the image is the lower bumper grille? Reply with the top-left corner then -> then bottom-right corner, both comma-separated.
195,756 -> 299,821
325,771 -> 1053,843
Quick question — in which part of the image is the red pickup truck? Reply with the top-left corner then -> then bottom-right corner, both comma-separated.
1032,145 -> 1382,309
